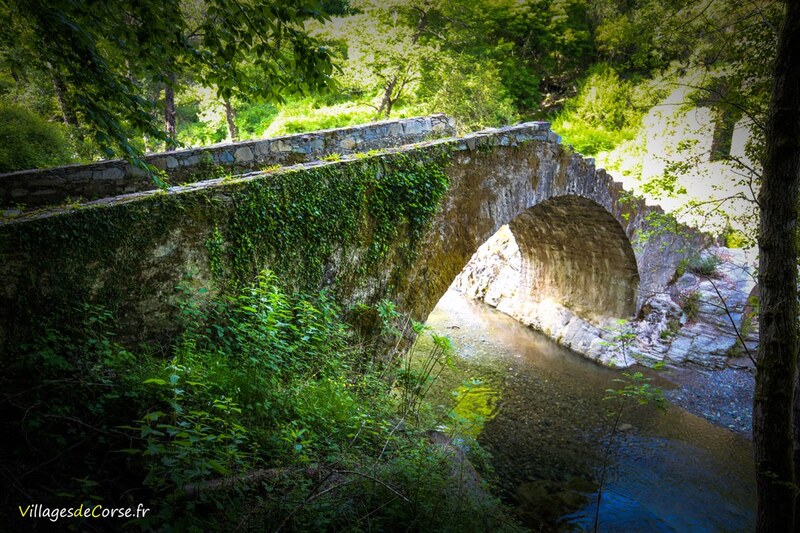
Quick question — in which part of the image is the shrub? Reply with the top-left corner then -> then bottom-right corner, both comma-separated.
3,271 -> 520,531
686,253 -> 721,277
0,103 -> 76,171
552,64 -> 669,155
680,290 -> 701,320
265,99 -> 379,136
419,55 -> 519,133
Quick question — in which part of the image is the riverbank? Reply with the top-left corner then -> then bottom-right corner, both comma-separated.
661,365 -> 755,437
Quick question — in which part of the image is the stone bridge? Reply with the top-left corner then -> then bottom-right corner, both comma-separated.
0,116 -> 707,365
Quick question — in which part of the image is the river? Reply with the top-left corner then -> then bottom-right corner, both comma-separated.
416,290 -> 756,532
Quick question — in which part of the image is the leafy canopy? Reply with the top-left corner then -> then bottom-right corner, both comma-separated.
0,0 -> 336,161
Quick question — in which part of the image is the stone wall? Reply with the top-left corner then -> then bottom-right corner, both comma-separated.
0,114 -> 456,209
0,119 -> 710,363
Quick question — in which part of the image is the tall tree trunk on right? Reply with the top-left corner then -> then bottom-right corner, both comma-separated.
754,1 -> 800,531
164,72 -> 177,151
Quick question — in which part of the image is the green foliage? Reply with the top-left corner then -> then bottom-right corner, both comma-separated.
606,371 -> 666,407
685,253 -> 721,277
396,326 -> 454,419
633,209 -> 685,250
418,54 -> 518,132
676,253 -> 721,279
175,93 -> 282,147
438,0 -> 592,114
659,318 -> 681,340
0,0 -> 334,161
594,321 -> 665,531
217,146 -> 450,289
0,306 -> 161,512
0,103 -> 76,171
552,64 -> 668,155
235,101 -> 280,139
680,290 -> 701,320
724,228 -> 752,249
265,100 -> 380,136
3,273 -> 520,531
590,0 -> 689,73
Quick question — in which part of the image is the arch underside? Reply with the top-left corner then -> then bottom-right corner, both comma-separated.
509,195 -> 640,320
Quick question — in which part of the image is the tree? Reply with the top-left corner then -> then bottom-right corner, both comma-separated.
317,0 -> 440,118
753,0 -> 800,530
0,0 -> 335,161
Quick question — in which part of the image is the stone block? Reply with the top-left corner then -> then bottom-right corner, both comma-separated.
363,127 -> 381,141
219,151 -> 235,164
125,164 -> 147,178
404,120 -> 425,135
340,138 -> 357,151
291,143 -> 311,154
273,140 -> 291,152
233,146 -> 254,163
99,167 -> 125,180
166,156 -> 180,169
308,139 -> 324,153
30,189 -> 58,197
252,141 -> 271,156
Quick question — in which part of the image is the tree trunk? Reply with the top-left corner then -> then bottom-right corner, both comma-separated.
377,77 -> 398,117
376,8 -> 428,118
754,1 -> 800,531
164,72 -> 177,151
46,63 -> 79,129
223,97 -> 238,142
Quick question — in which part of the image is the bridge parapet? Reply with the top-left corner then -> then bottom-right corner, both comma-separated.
0,114 -> 457,209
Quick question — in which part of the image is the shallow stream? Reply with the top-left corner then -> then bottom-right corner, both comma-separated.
417,290 -> 756,532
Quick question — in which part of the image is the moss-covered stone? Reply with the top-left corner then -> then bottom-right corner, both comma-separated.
0,145 -> 451,356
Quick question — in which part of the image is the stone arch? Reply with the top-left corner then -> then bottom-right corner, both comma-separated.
509,195 -> 640,320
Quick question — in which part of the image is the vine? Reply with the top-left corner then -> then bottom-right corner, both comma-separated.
217,145 -> 451,292
0,144 -> 452,357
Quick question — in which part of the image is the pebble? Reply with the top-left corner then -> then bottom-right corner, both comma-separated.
664,366 -> 754,437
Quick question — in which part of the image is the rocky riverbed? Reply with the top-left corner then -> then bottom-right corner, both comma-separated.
662,365 -> 755,437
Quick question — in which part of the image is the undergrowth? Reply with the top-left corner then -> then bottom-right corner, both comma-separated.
1,271 -> 521,532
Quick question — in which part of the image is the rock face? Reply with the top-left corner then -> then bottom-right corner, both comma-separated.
453,225 -> 757,368
658,248 -> 758,368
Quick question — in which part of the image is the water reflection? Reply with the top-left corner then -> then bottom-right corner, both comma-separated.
417,290 -> 756,532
